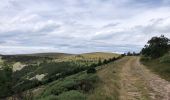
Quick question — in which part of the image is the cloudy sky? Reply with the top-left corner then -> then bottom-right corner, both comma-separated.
0,0 -> 170,54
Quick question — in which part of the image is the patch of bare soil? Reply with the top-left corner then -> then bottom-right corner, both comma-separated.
13,62 -> 26,72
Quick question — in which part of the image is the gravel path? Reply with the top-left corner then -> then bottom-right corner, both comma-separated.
120,57 -> 170,100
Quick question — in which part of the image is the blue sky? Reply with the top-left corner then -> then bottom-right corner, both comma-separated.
0,0 -> 170,54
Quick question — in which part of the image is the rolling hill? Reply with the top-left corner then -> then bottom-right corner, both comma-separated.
0,52 -> 120,99
18,52 -> 73,58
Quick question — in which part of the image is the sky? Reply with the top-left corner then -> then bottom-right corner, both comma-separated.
0,0 -> 170,54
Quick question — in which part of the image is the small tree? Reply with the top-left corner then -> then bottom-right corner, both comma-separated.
103,59 -> 108,64
98,58 -> 102,66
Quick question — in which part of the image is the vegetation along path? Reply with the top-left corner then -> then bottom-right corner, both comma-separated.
90,56 -> 170,100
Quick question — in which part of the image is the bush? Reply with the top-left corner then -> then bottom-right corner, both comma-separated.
56,90 -> 86,100
0,67 -> 12,98
97,59 -> 102,66
40,73 -> 99,98
50,80 -> 77,95
86,67 -> 96,74
38,95 -> 58,100
51,86 -> 68,95
140,57 -> 151,62
103,59 -> 108,64
159,53 -> 170,63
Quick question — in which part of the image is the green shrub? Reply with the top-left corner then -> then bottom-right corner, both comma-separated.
30,62 -> 77,78
57,90 -> 86,100
0,67 -> 12,98
51,86 -> 68,95
13,65 -> 38,82
40,91 -> 86,100
87,67 -> 96,73
140,57 -> 151,62
50,80 -> 77,95
159,54 -> 170,63
38,95 -> 58,100
39,73 -> 99,98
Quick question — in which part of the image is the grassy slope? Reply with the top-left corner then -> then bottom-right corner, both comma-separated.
141,53 -> 170,81
32,53 -> 120,100
15,52 -> 119,79
36,53 -> 119,98
34,72 -> 99,100
88,57 -> 127,100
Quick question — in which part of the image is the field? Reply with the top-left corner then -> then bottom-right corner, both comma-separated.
55,52 -> 119,65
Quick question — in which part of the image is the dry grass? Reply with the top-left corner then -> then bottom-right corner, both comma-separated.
55,52 -> 119,63
88,57 -> 127,100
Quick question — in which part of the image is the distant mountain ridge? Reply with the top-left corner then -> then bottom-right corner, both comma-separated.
1,52 -> 73,58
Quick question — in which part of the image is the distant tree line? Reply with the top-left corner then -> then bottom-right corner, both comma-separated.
121,52 -> 140,56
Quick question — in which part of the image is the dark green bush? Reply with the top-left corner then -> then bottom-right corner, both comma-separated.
140,57 -> 151,62
87,67 -> 96,73
56,90 -> 86,100
0,67 -> 12,98
40,73 -> 99,98
38,95 -> 58,100
159,53 -> 170,63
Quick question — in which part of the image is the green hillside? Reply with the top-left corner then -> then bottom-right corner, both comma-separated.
0,52 -> 120,99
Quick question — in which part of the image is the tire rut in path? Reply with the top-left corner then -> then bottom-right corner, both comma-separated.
120,57 -> 170,100
136,57 -> 170,100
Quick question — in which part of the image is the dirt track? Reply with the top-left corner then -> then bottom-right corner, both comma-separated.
120,57 -> 170,100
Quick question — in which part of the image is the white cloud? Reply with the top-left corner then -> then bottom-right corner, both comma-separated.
0,0 -> 170,54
